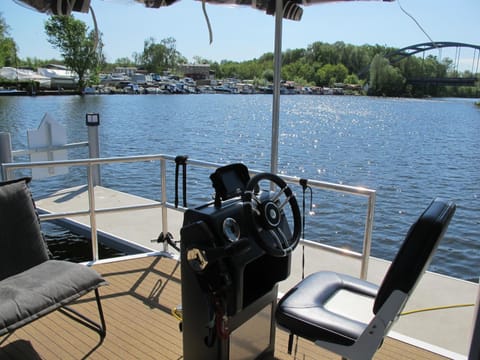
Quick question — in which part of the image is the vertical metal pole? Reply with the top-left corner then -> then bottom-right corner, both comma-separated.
270,0 -> 283,175
46,122 -> 55,176
160,158 -> 169,252
0,132 -> 13,181
87,163 -> 99,261
360,192 -> 376,280
86,113 -> 101,186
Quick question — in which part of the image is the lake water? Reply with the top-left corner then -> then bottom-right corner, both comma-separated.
0,94 -> 479,282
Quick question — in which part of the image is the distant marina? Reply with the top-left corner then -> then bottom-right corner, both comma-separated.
0,64 -> 356,96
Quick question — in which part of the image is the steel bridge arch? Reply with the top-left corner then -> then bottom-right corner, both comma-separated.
386,41 -> 480,65
358,41 -> 480,77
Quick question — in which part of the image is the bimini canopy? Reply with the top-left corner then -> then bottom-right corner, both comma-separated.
14,0 -> 393,20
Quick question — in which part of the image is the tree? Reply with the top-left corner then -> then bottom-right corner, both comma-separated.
45,15 -> 102,91
137,37 -> 185,74
0,13 -> 17,68
314,63 -> 348,86
114,57 -> 135,67
19,57 -> 57,69
192,56 -> 210,64
262,69 -> 274,83
283,48 -> 306,65
368,54 -> 405,96
344,73 -> 360,85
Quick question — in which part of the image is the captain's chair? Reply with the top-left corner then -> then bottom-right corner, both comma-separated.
275,198 -> 456,360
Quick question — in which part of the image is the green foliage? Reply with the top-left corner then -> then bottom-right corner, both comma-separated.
368,54 -> 405,96
344,73 -> 360,85
0,13 -> 17,68
314,63 -> 349,86
18,57 -> 60,69
262,69 -> 274,83
115,57 -> 136,67
282,61 -> 315,85
134,37 -> 185,73
283,48 -> 306,64
45,15 -> 102,91
192,56 -> 211,65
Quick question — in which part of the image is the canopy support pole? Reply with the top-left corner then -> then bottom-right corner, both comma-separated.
270,0 -> 283,175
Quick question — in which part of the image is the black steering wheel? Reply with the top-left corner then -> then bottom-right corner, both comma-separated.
243,173 -> 301,257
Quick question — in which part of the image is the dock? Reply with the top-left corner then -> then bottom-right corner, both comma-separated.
35,185 -> 478,359
36,185 -> 185,254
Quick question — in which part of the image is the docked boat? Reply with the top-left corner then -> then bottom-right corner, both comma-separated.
0,88 -> 29,95
37,64 -> 78,90
214,84 -> 239,94
0,66 -> 51,89
2,1 -> 479,360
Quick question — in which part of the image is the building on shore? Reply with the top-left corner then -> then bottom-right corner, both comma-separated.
179,63 -> 213,82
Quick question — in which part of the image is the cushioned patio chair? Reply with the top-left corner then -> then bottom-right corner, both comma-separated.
0,178 -> 107,344
276,198 -> 456,360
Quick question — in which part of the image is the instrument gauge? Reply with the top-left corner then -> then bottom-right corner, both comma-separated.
222,217 -> 240,242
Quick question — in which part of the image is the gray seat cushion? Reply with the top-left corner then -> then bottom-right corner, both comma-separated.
0,259 -> 107,335
0,178 -> 50,280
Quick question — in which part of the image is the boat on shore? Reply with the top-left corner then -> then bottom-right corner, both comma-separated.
0,88 -> 29,95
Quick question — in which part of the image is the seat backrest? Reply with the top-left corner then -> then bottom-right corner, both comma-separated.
373,198 -> 456,314
0,178 -> 50,281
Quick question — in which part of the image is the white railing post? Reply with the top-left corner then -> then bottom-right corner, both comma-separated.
360,191 -> 376,280
0,132 -> 12,181
87,162 -> 99,261
160,157 -> 169,252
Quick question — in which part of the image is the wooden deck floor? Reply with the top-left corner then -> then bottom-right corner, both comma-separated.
0,255 -> 449,360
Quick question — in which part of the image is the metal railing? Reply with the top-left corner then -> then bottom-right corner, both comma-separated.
10,141 -> 89,157
1,155 -> 376,279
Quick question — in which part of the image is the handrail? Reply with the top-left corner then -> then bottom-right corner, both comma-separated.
274,174 -> 376,279
2,155 -> 375,278
11,141 -> 89,157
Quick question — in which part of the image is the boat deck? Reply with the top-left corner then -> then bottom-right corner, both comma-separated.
0,255 -> 450,360
33,185 -> 478,358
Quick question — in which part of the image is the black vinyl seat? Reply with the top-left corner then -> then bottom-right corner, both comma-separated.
276,198 -> 456,360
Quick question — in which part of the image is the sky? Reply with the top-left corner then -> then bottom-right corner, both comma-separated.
1,0 -> 479,71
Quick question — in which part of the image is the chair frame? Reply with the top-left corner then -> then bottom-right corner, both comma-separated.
1,288 -> 106,345
313,290 -> 406,360
58,288 -> 106,338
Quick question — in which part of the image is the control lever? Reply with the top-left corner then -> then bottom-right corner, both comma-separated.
187,239 -> 251,273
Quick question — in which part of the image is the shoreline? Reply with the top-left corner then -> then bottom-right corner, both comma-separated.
2,91 -> 479,99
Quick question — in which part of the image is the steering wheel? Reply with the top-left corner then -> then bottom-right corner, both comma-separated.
243,173 -> 301,257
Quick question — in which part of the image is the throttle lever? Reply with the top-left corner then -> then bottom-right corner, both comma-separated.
187,239 -> 251,273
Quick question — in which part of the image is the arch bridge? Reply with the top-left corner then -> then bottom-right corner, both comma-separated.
363,41 -> 480,86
